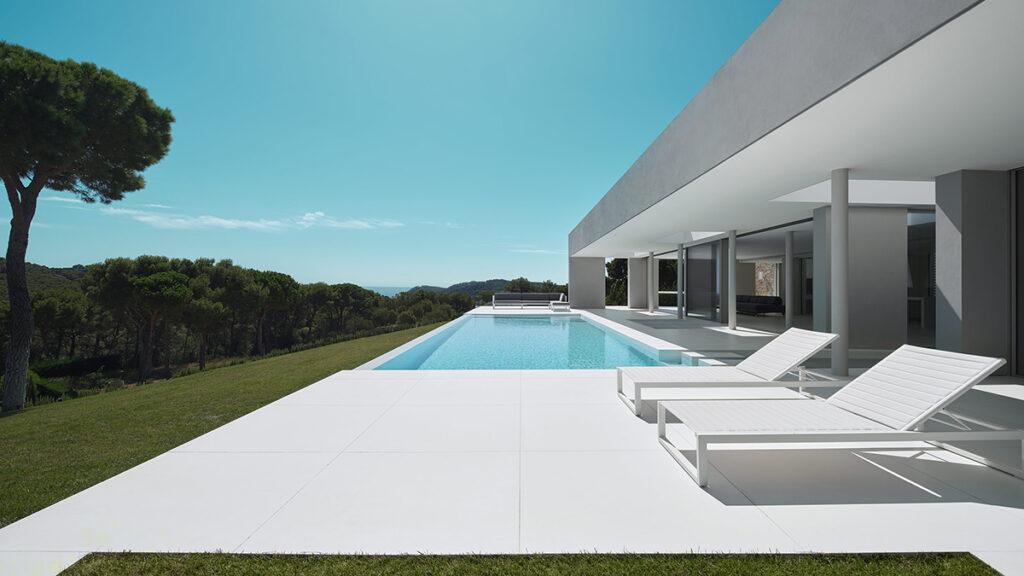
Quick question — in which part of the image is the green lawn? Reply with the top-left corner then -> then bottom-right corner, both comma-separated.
62,553 -> 997,576
0,324 -> 438,528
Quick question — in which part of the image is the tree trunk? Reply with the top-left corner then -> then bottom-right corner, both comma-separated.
69,331 -> 77,359
255,314 -> 266,356
139,313 -> 157,381
198,333 -> 207,370
3,218 -> 32,411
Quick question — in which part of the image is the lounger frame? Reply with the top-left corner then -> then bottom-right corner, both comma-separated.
616,327 -> 840,416
617,366 -> 845,416
657,401 -> 1024,486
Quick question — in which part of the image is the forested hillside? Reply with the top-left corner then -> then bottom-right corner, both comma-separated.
407,277 -> 566,302
0,258 -> 563,404
0,260 -> 87,298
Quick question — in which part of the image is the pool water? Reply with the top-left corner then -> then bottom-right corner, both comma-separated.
376,315 -> 682,370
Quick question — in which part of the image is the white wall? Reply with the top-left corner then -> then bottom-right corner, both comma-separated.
935,170 -> 1010,369
568,257 -> 606,309
627,257 -> 648,309
813,206 -> 908,349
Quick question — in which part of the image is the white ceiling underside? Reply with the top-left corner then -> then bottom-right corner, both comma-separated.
575,0 -> 1024,257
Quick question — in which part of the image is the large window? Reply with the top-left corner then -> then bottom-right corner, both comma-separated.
685,242 -> 719,320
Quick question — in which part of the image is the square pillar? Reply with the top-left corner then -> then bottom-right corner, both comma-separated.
717,239 -> 730,324
813,205 -> 908,351
727,230 -> 737,330
647,252 -> 657,313
626,257 -> 648,309
677,245 -> 685,319
830,169 -> 849,376
784,230 -> 794,328
935,170 -> 1010,368
568,257 -> 606,309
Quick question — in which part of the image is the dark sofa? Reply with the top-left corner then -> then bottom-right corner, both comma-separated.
735,294 -> 785,316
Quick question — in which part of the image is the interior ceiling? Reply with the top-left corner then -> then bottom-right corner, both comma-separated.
575,0 -> 1024,257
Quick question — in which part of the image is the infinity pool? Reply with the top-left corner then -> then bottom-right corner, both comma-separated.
375,314 -> 684,370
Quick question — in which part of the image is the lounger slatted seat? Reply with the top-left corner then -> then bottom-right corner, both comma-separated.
657,345 -> 1024,487
618,328 -> 839,416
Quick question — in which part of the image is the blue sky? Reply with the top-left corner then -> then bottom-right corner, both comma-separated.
3,0 -> 777,287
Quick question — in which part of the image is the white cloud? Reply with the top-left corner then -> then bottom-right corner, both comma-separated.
420,220 -> 464,229
41,196 -> 83,204
99,207 -> 403,232
296,212 -> 404,230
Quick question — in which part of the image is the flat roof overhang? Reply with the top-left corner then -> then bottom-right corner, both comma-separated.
570,0 -> 1024,258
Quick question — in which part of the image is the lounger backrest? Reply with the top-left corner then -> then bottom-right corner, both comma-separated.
826,345 -> 1005,431
736,328 -> 839,381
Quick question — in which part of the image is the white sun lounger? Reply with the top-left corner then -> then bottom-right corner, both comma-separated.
617,328 -> 840,416
657,345 -> 1024,487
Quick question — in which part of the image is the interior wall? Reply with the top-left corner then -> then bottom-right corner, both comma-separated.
813,206 -> 909,349
735,262 -> 756,295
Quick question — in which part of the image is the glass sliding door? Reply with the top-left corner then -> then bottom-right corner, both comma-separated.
684,242 -> 719,320
1016,169 -> 1024,374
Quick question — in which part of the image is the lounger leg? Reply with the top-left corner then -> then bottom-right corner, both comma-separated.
696,435 -> 710,487
634,382 -> 643,417
616,372 -> 640,416
657,405 -> 709,487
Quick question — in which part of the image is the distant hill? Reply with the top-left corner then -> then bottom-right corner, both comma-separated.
362,286 -> 413,297
0,259 -> 86,300
406,279 -> 510,300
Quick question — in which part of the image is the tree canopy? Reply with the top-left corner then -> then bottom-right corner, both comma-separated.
0,42 -> 173,203
0,42 -> 173,411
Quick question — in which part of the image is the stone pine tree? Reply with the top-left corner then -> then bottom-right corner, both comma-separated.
0,43 -> 173,411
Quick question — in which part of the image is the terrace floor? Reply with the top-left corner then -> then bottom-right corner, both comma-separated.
3,312 -> 1024,575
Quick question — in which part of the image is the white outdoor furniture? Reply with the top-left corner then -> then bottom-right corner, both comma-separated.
492,292 -> 566,309
548,299 -> 570,312
617,328 -> 839,416
657,345 -> 1024,487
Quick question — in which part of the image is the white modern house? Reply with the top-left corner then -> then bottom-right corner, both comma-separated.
568,0 -> 1024,380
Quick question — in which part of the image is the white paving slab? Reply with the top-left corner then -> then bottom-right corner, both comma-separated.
240,452 -> 519,554
0,365 -> 1021,576
974,551 -> 1024,576
281,375 -> 419,405
0,452 -> 333,553
399,375 -> 521,405
520,450 -> 796,553
0,552 -> 85,576
347,404 -> 520,452
174,404 -> 389,453
522,403 -> 655,452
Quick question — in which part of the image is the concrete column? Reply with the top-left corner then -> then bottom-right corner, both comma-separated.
676,245 -> 685,319
568,257 -> 606,309
626,257 -> 647,309
785,230 -> 794,328
647,252 -> 656,313
831,168 -> 849,377
727,230 -> 737,330
716,240 -> 729,323
935,170 -> 1011,369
